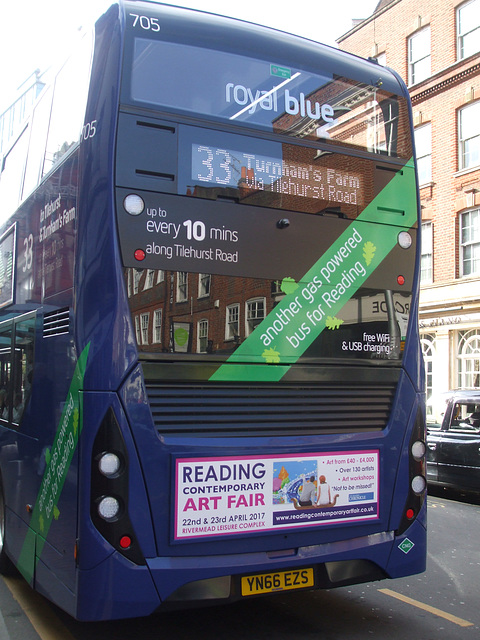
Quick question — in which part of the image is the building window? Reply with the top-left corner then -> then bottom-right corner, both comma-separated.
176,272 -> 188,302
421,222 -> 433,283
458,329 -> 480,388
460,209 -> 480,276
421,334 -> 435,418
226,304 -> 240,340
459,102 -> 480,170
415,124 -> 432,185
153,309 -> 162,343
246,298 -> 265,336
143,269 -> 155,290
197,319 -> 208,353
140,313 -> 150,345
408,27 -> 431,86
198,273 -> 211,298
457,0 -> 480,60
156,270 -> 165,284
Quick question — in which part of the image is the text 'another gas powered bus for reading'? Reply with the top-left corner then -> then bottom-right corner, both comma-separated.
0,0 -> 426,621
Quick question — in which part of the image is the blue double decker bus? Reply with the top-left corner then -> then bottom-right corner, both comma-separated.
0,0 -> 425,620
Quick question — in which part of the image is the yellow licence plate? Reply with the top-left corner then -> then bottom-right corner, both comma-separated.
241,568 -> 315,596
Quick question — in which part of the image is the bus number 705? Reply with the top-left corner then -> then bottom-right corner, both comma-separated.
130,13 -> 160,31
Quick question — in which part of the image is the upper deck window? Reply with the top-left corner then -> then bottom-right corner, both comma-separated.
127,38 -> 411,159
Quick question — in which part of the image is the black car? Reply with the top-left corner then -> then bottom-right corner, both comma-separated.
427,390 -> 480,493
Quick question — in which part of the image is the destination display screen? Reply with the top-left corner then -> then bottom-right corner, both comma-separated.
192,143 -> 362,207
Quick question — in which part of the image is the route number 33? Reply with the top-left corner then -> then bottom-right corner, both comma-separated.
23,234 -> 33,273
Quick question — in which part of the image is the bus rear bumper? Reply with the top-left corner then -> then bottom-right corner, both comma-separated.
75,515 -> 426,619
147,524 -> 424,609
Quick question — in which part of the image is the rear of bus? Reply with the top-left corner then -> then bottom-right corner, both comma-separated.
76,1 -> 426,619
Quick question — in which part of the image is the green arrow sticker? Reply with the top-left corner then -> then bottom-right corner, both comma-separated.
210,161 -> 417,383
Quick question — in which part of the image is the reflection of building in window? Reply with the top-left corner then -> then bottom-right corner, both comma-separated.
125,268 -> 410,359
246,298 -> 265,335
140,313 -> 149,345
143,269 -> 155,290
126,268 -> 274,354
133,270 -> 141,294
198,273 -> 211,298
176,272 -> 188,302
226,304 -> 240,340
134,316 -> 141,344
197,319 -> 208,352
153,309 -> 162,344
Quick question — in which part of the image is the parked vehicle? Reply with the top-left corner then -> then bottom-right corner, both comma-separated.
427,390 -> 480,493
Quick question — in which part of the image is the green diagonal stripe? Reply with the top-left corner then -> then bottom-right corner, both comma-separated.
16,343 -> 90,584
210,161 -> 417,382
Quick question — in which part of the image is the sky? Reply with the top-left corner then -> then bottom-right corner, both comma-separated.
0,0 -> 379,114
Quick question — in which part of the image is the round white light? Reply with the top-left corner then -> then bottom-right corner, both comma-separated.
411,475 -> 426,495
411,440 -> 426,461
98,453 -> 121,477
124,194 -> 145,216
398,231 -> 412,249
97,496 -> 120,520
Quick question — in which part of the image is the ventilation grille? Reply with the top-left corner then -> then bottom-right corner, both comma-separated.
43,308 -> 70,338
145,382 -> 396,437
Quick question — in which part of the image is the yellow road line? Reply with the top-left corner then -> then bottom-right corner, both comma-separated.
379,588 -> 474,628
3,576 -> 76,640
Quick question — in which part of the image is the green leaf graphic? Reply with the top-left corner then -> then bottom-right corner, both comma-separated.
363,241 -> 376,266
45,448 -> 51,465
262,347 -> 281,363
325,316 -> 344,330
53,505 -> 60,520
280,277 -> 298,295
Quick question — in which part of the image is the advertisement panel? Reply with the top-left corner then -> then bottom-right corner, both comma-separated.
175,451 -> 379,540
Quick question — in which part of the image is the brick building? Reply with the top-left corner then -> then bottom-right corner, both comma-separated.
338,0 -> 480,406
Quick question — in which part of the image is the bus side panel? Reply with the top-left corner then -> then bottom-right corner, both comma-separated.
0,124 -> 80,584
76,553 -> 160,621
76,4 -> 138,391
4,508 -> 34,583
386,505 -> 427,578
35,554 -> 77,618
